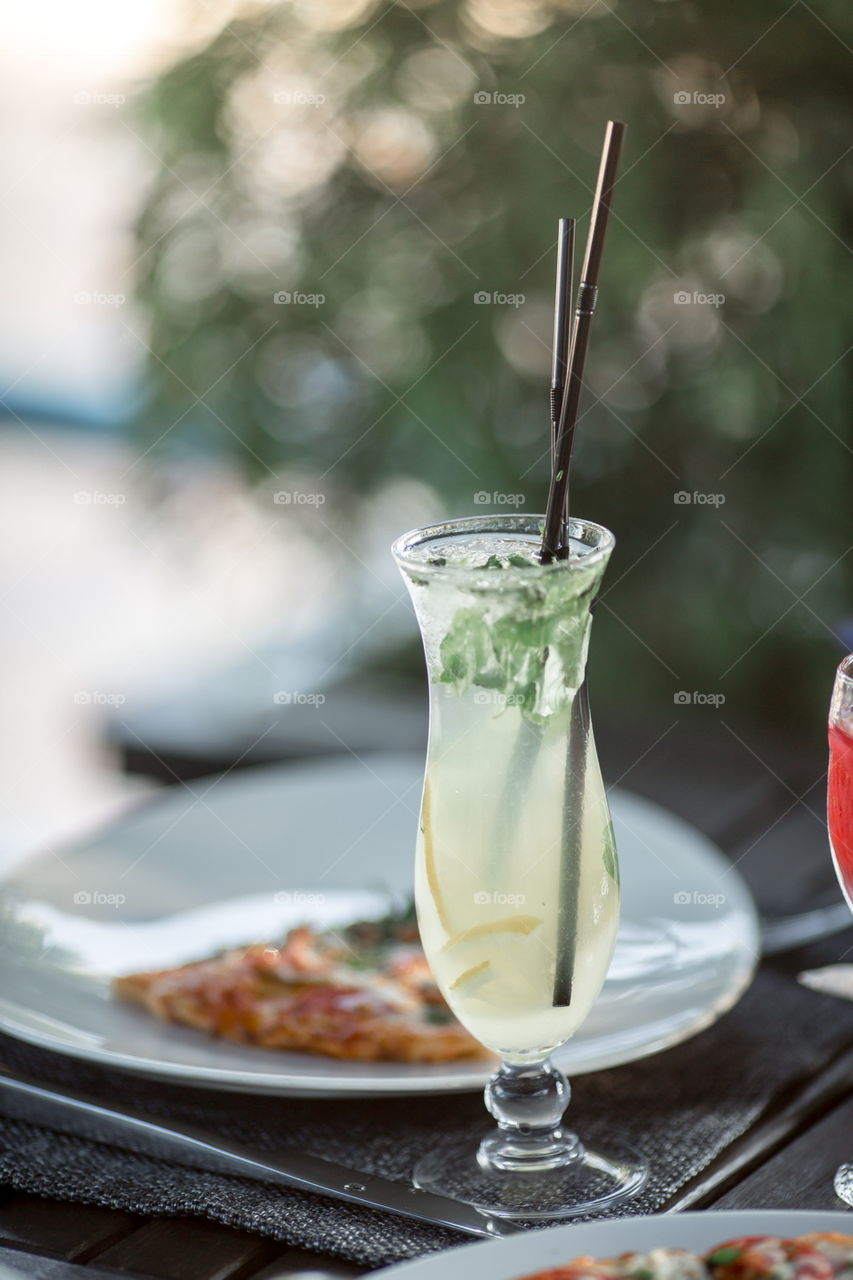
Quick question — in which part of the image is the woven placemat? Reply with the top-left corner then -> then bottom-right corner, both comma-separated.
2,934 -> 853,1268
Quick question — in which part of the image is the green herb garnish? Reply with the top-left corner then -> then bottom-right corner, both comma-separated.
424,1005 -> 455,1025
340,900 -> 419,968
603,829 -> 618,883
437,572 -> 597,724
708,1249 -> 743,1267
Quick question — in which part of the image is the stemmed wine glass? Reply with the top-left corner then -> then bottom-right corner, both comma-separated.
827,656 -> 853,1205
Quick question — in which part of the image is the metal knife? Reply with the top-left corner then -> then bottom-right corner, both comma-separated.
0,1064 -> 515,1239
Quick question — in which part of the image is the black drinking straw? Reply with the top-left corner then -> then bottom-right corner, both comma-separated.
552,680 -> 590,1007
546,122 -> 626,1006
550,216 -> 581,1008
540,121 -> 625,562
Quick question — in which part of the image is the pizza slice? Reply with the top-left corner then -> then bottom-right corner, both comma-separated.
520,1236 -> 853,1280
706,1237 -> 841,1280
114,906 -> 486,1063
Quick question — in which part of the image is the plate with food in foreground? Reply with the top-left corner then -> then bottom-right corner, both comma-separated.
373,1212 -> 853,1280
0,753 -> 757,1095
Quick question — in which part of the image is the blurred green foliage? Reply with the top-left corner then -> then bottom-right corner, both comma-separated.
133,0 -> 853,732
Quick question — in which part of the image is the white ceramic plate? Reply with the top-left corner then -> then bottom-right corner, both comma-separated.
374,1212 -> 851,1280
0,753 -> 759,1096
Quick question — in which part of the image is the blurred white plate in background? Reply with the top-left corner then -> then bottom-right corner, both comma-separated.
0,754 -> 758,1095
374,1212 -> 850,1280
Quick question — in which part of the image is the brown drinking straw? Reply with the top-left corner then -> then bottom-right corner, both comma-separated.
541,121 -> 625,562
548,122 -> 626,1007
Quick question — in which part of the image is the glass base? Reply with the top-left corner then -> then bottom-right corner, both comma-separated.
413,1131 -> 648,1220
835,1163 -> 853,1205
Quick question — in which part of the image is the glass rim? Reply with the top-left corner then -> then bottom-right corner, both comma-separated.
837,654 -> 853,686
391,514 -> 615,577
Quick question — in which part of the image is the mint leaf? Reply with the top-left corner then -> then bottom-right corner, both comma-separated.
603,832 -> 618,882
438,606 -> 495,693
436,569 -> 600,723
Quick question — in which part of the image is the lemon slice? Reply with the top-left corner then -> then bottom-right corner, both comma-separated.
449,959 -> 492,995
421,779 -> 450,931
442,915 -> 543,950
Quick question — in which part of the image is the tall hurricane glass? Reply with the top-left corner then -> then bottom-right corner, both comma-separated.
392,514 -> 647,1220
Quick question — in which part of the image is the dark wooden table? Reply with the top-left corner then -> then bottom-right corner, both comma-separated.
1,710 -> 848,1279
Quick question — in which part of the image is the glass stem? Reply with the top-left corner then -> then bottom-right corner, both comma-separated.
478,1058 -> 583,1173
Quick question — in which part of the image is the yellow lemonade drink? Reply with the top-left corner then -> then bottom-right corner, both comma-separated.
395,519 -> 618,1060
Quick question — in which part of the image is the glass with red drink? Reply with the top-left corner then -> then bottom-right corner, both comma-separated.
828,655 -> 853,908
829,655 -> 853,1207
